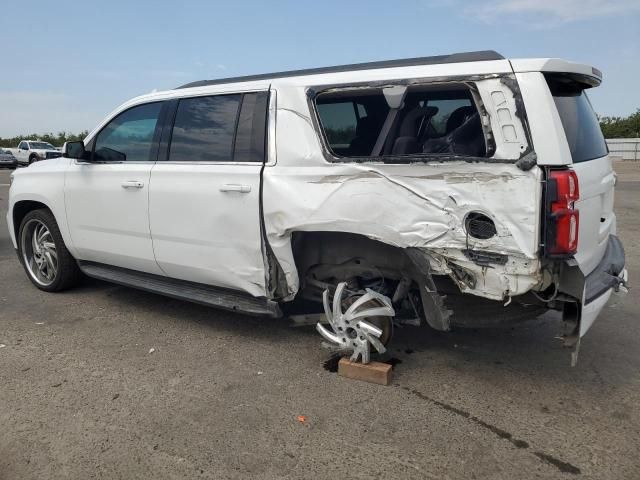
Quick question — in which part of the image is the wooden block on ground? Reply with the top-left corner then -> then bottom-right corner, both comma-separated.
338,358 -> 392,386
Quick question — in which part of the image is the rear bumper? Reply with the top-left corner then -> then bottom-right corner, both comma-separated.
584,235 -> 626,305
579,235 -> 627,337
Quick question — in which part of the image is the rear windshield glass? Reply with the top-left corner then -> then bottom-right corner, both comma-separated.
315,84 -> 487,159
546,74 -> 608,163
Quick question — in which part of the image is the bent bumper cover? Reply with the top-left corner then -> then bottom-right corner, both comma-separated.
578,235 -> 627,339
584,235 -> 626,305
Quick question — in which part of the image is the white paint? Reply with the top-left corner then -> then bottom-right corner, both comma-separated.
149,162 -> 266,296
514,72 -> 572,167
264,153 -> 542,302
4,54 -> 621,337
64,161 -> 163,275
510,58 -> 601,84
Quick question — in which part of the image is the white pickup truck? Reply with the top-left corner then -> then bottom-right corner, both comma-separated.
7,140 -> 62,166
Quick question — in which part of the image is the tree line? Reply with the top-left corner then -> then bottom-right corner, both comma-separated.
0,131 -> 89,148
599,109 -> 640,139
0,109 -> 638,148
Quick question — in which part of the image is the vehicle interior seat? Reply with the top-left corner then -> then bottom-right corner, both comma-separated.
348,117 -> 380,156
444,106 -> 476,134
391,106 -> 438,155
422,112 -> 486,157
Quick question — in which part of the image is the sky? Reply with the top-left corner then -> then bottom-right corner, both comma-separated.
0,0 -> 638,137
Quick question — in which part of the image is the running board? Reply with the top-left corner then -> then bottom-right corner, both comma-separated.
78,262 -> 281,317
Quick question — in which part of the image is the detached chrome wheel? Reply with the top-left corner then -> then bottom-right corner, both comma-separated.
21,219 -> 58,286
316,282 -> 395,364
17,209 -> 81,292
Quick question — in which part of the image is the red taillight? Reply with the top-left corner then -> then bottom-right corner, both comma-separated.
547,169 -> 580,256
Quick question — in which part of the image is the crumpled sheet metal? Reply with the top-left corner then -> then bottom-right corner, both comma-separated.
263,107 -> 543,302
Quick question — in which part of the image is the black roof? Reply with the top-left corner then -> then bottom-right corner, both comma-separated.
177,50 -> 504,89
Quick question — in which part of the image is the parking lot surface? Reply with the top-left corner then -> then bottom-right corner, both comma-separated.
0,164 -> 638,479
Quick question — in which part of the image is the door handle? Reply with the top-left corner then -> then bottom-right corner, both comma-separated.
121,180 -> 144,189
219,184 -> 251,193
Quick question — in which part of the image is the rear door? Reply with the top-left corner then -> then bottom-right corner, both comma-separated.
148,91 -> 269,297
545,74 -> 615,277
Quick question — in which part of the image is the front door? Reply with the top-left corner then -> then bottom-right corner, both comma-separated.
64,101 -> 164,275
149,91 -> 269,297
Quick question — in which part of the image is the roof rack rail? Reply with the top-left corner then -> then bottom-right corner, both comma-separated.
176,50 -> 504,89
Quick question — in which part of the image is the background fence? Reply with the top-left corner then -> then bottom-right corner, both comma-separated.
606,138 -> 640,161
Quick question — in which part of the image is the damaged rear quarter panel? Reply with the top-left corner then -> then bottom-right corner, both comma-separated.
264,84 -> 542,302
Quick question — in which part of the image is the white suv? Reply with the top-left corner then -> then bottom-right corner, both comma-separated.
6,51 -> 627,363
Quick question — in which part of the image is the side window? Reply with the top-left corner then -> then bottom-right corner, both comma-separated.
315,102 -> 360,155
169,94 -> 241,162
315,85 -> 486,159
18,142 -> 25,150
94,102 -> 162,162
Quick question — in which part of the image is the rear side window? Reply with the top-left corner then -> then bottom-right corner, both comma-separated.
167,92 -> 268,163
316,102 -> 362,154
546,75 -> 608,163
315,84 -> 486,159
94,102 -> 162,162
169,95 -> 241,162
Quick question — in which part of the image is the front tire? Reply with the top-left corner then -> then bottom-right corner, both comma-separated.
28,155 -> 37,165
18,209 -> 81,292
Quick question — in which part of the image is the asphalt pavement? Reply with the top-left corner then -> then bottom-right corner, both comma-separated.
0,164 -> 638,479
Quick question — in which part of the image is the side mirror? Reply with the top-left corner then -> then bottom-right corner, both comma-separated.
64,141 -> 87,160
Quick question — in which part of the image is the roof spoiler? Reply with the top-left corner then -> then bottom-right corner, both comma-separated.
510,58 -> 602,88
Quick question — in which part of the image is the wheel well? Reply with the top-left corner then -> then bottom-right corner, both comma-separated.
13,201 -> 50,237
290,231 -> 417,301
292,231 -> 413,273
289,231 -> 458,331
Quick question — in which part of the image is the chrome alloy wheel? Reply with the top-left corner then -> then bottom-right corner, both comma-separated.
21,219 -> 58,286
316,282 -> 395,364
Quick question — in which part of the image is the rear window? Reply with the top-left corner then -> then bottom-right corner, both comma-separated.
546,74 -> 608,163
315,84 -> 487,159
